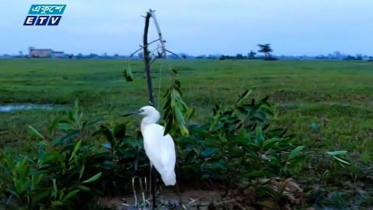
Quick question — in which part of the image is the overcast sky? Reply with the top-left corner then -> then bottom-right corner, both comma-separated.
1,0 -> 372,56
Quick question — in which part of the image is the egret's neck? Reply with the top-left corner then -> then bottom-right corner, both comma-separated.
141,113 -> 160,132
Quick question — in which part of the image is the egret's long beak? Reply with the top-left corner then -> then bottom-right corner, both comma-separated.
122,110 -> 141,117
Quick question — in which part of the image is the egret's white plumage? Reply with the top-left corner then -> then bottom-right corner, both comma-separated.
138,106 -> 176,186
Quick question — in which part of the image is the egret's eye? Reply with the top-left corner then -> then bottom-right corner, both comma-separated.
139,109 -> 144,113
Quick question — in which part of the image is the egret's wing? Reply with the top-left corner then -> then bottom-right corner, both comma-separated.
142,124 -> 163,171
143,124 -> 177,185
160,134 -> 176,173
142,124 -> 176,171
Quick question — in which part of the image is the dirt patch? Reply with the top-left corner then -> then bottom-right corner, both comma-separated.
97,178 -> 307,210
99,188 -> 222,210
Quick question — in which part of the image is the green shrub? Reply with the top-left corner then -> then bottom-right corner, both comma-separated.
0,93 -> 351,209
0,99 -> 144,209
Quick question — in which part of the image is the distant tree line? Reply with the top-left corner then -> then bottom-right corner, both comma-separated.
344,55 -> 364,60
8,43 -> 372,61
219,43 -> 277,61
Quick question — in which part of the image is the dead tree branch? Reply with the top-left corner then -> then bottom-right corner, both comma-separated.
143,12 -> 154,106
126,39 -> 159,59
149,10 -> 167,59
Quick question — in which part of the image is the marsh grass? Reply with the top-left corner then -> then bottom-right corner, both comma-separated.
1,59 -> 373,207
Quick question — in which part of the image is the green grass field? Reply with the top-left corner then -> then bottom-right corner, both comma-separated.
1,59 -> 373,207
1,59 -> 373,152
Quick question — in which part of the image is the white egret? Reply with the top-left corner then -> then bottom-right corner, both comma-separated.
123,105 -> 182,209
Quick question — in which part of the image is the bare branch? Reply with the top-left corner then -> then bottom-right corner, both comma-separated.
138,39 -> 160,50
127,48 -> 142,59
143,12 -> 155,106
149,57 -> 160,67
126,39 -> 160,60
125,10 -> 186,107
165,49 -> 184,59
149,11 -> 167,59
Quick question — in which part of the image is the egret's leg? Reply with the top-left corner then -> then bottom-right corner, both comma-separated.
149,164 -> 152,197
156,177 -> 162,195
132,176 -> 138,207
131,154 -> 139,207
150,164 -> 157,209
175,167 -> 186,209
175,182 -> 186,209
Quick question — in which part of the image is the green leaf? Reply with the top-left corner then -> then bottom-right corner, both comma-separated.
58,190 -> 65,200
245,171 -> 270,178
171,68 -> 177,75
51,201 -> 64,207
175,80 -> 181,88
213,162 -> 228,171
6,194 -> 14,205
212,104 -> 221,116
79,165 -> 85,180
32,191 -> 50,203
173,83 -> 183,97
123,62 -> 134,82
175,108 -> 188,136
48,117 -> 61,136
288,146 -> 305,160
82,172 -> 102,183
116,147 -> 134,157
174,106 -> 186,125
14,180 -> 23,193
333,156 -> 351,166
114,123 -> 126,139
268,128 -> 288,138
201,148 -> 217,157
19,164 -> 30,182
236,89 -> 252,105
78,185 -> 90,192
263,138 -> 285,149
180,125 -> 189,136
327,151 -> 348,156
58,122 -> 73,131
163,117 -> 173,136
5,190 -> 20,200
183,149 -> 195,163
69,140 -> 82,162
52,179 -> 58,198
86,117 -> 107,126
255,126 -> 265,150
186,108 -> 195,121
78,112 -> 83,122
287,154 -> 308,166
61,189 -> 80,203
54,129 -> 80,146
73,98 -> 80,121
91,129 -> 103,137
42,154 -> 58,163
31,174 -> 40,190
162,97 -> 172,111
28,126 -> 45,140
100,125 -> 114,146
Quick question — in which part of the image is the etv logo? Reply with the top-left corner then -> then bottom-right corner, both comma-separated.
23,4 -> 66,26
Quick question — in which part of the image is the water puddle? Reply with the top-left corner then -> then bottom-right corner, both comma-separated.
0,104 -> 69,113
